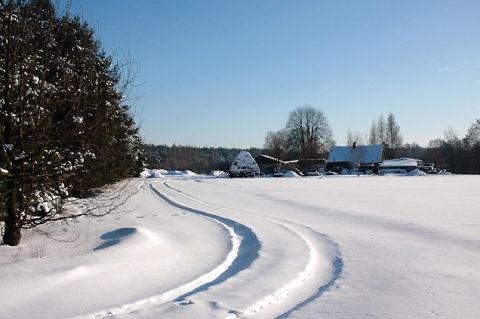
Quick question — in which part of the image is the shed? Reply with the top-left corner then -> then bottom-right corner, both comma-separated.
254,154 -> 283,175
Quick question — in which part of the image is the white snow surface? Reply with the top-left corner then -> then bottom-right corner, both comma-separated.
381,158 -> 420,167
282,170 -> 301,178
1,174 -> 479,319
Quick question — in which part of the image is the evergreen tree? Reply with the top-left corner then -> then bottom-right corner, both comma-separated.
0,0 -> 142,245
376,114 -> 386,145
385,112 -> 403,158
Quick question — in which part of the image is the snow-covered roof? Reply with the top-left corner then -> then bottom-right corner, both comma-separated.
380,158 -> 421,167
254,154 -> 284,164
328,145 -> 384,164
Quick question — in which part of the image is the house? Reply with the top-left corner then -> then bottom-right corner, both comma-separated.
327,144 -> 385,174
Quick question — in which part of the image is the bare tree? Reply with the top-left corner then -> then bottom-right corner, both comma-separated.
377,114 -> 386,145
346,129 -> 365,146
264,129 -> 288,161
443,126 -> 460,173
285,105 -> 334,159
463,119 -> 480,173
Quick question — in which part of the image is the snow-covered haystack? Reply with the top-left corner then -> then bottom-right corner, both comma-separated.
228,151 -> 260,178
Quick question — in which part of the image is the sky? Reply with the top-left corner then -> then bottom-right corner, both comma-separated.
70,0 -> 480,149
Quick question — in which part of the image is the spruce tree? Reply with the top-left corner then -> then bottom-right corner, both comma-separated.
385,112 -> 403,158
1,0 -> 142,245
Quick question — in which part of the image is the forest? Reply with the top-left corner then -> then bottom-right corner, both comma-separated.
143,144 -> 264,174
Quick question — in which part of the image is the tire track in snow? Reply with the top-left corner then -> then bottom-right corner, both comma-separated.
148,181 -> 261,300
74,182 -> 260,319
161,180 -> 343,319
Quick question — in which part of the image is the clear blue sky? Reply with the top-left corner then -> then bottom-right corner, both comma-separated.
71,0 -> 480,148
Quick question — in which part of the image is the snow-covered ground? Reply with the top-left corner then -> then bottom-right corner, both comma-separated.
1,173 -> 479,319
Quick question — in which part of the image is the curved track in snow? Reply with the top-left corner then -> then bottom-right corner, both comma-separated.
118,179 -> 342,319
4,176 -> 478,318
71,181 -> 260,319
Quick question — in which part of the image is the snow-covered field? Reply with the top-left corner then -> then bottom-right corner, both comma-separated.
1,173 -> 479,319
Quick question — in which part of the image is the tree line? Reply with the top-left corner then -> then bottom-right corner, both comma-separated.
144,105 -> 480,175
1,0 -> 143,246
143,144 -> 263,174
262,106 -> 479,174
350,113 -> 480,174
413,121 -> 480,174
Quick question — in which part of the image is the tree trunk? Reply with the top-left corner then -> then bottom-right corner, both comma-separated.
3,185 -> 21,246
3,220 -> 22,246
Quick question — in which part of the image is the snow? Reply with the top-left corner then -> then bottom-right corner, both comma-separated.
406,169 -> 427,176
381,157 -> 420,167
282,170 -> 301,178
164,170 -> 197,176
141,169 -> 198,178
1,173 -> 479,319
